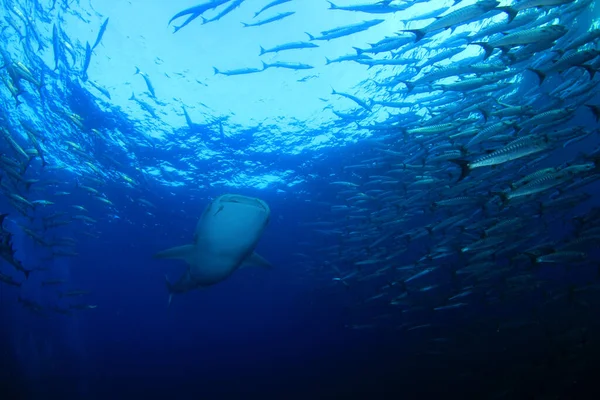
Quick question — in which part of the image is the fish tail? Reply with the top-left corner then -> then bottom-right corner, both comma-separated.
477,108 -> 489,122
448,159 -> 470,181
471,42 -> 494,60
429,202 -> 438,212
37,71 -> 45,90
325,57 -> 331,65
586,105 -> 600,122
523,252 -> 538,266
261,61 -> 269,70
505,52 -> 517,65
583,65 -> 596,80
527,68 -> 546,85
134,66 -> 140,75
305,32 -> 315,41
492,191 -> 510,208
352,46 -> 363,55
498,46 -> 511,56
497,6 -> 517,23
241,22 -> 249,27
326,1 -> 337,9
21,156 -> 34,174
480,202 -> 490,219
213,67 -> 220,75
398,128 -> 408,144
129,92 -> 135,100
403,29 -> 425,42
259,46 -> 266,56
401,80 -> 415,93
536,201 -> 545,218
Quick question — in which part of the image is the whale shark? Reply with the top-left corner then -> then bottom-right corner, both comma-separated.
154,194 -> 272,304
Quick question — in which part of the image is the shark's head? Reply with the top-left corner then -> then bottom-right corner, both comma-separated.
196,194 -> 270,254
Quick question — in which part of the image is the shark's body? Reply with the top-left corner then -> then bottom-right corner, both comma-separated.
154,194 -> 271,303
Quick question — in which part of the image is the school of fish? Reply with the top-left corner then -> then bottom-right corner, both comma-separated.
0,0 -> 599,362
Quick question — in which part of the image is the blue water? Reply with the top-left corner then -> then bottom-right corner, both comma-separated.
1,0 -> 600,399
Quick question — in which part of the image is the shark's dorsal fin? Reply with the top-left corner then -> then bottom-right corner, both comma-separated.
242,252 -> 272,269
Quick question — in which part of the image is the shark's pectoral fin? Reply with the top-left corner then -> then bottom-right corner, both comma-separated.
243,252 -> 272,269
154,244 -> 196,265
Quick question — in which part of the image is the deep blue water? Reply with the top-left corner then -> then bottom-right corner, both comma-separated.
2,0 -> 600,399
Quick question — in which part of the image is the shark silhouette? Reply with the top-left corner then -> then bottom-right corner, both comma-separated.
154,194 -> 272,304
